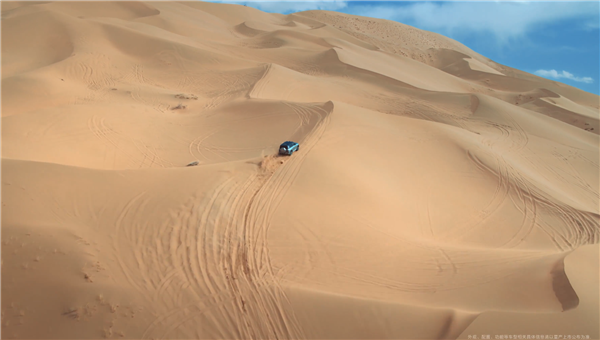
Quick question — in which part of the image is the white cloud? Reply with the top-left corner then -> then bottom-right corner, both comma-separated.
204,1 -> 599,39
204,1 -> 598,48
209,0 -> 348,13
346,2 -> 599,44
534,69 -> 594,83
584,19 -> 600,30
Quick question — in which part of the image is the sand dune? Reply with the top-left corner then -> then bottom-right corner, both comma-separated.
2,2 -> 598,339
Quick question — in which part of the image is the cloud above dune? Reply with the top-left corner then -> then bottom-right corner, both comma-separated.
214,1 -> 598,44
205,0 -> 599,94
349,2 -> 599,44
211,0 -> 348,13
534,69 -> 594,84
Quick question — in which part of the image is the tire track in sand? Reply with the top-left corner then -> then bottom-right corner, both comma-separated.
228,101 -> 332,339
141,101 -> 333,339
142,177 -> 250,339
195,101 -> 332,339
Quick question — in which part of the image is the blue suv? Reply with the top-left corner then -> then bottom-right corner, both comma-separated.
279,141 -> 299,155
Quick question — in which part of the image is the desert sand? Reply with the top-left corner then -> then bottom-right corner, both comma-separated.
1,1 -> 599,339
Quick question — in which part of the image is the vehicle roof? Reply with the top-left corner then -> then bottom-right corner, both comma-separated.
280,141 -> 297,147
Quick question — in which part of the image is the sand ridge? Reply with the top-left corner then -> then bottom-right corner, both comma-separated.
2,1 -> 599,339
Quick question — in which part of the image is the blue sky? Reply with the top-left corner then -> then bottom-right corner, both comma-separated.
205,1 -> 600,95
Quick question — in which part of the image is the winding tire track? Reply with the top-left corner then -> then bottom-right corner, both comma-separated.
220,101 -> 332,339
141,101 -> 332,339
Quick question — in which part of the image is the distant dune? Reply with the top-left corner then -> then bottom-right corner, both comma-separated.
2,2 -> 598,339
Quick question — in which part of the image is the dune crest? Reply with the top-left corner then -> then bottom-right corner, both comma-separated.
2,2 -> 598,339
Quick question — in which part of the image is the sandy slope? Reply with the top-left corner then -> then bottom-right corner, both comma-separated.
2,2 -> 599,339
